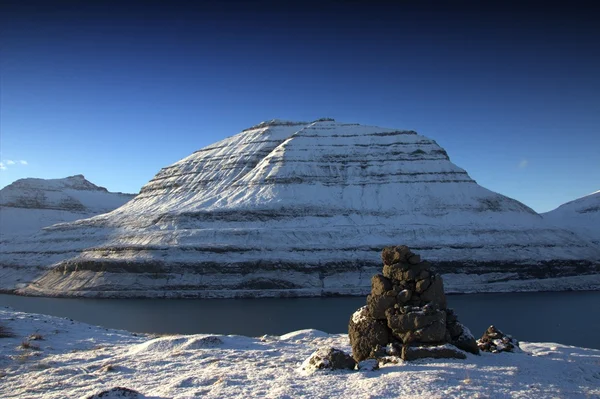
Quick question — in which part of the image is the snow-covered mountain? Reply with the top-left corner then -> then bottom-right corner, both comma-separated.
542,190 -> 600,247
1,120 -> 599,297
0,175 -> 135,238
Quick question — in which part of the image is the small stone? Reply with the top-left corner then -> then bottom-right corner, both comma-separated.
418,269 -> 431,280
415,322 -> 446,343
400,331 -> 417,344
387,309 -> 445,338
399,305 -> 414,314
349,307 -> 390,362
367,294 -> 397,320
403,268 -> 419,281
378,356 -> 402,365
397,289 -> 412,304
381,246 -> 412,265
368,345 -> 388,358
419,261 -> 432,270
357,359 -> 379,371
445,308 -> 458,323
385,342 -> 403,357
382,263 -> 406,281
85,387 -> 142,399
415,278 -> 431,293
420,275 -> 447,309
447,322 -> 463,338
422,303 -> 435,314
402,344 -> 467,361
408,297 -> 422,306
371,274 -> 393,296
302,347 -> 356,371
450,323 -> 479,355
408,254 -> 421,264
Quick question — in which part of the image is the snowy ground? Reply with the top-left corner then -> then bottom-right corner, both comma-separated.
1,308 -> 599,399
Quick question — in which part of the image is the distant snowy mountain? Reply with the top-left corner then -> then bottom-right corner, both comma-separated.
0,175 -> 135,238
542,190 -> 600,247
1,120 -> 599,297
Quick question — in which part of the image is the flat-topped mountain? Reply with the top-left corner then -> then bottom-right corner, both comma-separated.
0,174 -> 135,239
542,190 -> 600,247
1,120 -> 599,297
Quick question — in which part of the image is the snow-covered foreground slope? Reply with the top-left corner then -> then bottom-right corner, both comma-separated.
1,308 -> 599,399
1,120 -> 599,297
543,190 -> 600,247
0,175 -> 135,239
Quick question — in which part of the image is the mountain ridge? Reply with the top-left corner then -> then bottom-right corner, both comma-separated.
0,175 -> 135,240
542,190 -> 600,247
1,120 -> 599,297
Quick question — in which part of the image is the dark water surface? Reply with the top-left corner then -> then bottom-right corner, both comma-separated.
1,291 -> 599,349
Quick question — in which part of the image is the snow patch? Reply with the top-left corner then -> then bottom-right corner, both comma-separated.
1,308 -> 600,398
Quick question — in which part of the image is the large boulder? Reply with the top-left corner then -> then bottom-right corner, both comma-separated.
387,309 -> 446,336
445,310 -> 479,354
381,245 -> 413,265
348,306 -> 389,362
367,294 -> 396,320
419,275 -> 447,309
371,274 -> 393,295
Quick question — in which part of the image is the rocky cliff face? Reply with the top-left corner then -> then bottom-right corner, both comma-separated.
1,120 -> 599,297
542,190 -> 600,247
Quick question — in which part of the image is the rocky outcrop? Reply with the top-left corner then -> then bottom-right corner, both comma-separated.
2,120 -> 600,298
85,387 -> 144,399
349,246 -> 478,362
301,347 -> 357,371
477,325 -> 521,353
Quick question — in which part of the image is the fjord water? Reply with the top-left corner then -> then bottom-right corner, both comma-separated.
1,291 -> 599,350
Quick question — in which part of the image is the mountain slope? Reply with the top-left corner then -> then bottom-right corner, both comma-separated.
1,120 -> 598,297
0,174 -> 135,238
542,190 -> 600,247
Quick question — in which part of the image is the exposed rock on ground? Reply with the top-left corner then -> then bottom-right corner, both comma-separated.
349,246 -> 479,362
301,346 -> 356,371
85,387 -> 144,398
356,359 -> 379,371
402,344 -> 467,361
477,325 -> 521,353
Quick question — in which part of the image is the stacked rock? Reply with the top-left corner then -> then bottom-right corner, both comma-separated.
477,325 -> 521,353
349,245 -> 479,362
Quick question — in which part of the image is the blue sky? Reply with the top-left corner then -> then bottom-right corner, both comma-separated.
1,0 -> 598,212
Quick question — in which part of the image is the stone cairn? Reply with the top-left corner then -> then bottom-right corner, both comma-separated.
477,325 -> 521,353
349,245 -> 480,362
